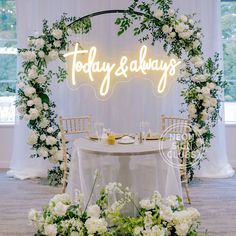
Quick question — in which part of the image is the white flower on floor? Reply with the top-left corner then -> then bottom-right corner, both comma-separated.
27,132 -> 38,145
44,224 -> 57,236
85,217 -> 108,234
52,29 -> 63,40
54,201 -> 68,216
87,205 -> 101,218
46,136 -> 57,146
139,199 -> 155,210
175,223 -> 189,236
28,209 -> 39,223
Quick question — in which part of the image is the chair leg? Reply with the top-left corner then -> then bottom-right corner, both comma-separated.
184,181 -> 191,205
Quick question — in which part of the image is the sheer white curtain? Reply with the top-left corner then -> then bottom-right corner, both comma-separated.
8,0 -> 234,179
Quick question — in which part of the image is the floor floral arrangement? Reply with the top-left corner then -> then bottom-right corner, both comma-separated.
29,182 -> 200,236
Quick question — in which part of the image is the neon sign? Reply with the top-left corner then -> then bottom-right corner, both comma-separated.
64,44 -> 181,100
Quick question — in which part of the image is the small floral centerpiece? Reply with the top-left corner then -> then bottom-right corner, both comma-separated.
29,182 -> 200,236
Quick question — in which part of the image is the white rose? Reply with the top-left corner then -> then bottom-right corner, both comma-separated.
53,150 -> 63,162
38,51 -> 45,58
44,224 -> 57,236
155,9 -> 163,18
53,40 -> 61,48
191,56 -> 204,67
207,82 -> 216,90
193,40 -> 200,49
169,32 -> 176,38
24,86 -> 36,97
38,147 -> 48,158
52,29 -> 63,40
34,38 -> 45,50
27,132 -> 38,145
47,127 -> 54,133
37,75 -> 46,84
21,51 -> 36,61
28,68 -> 38,79
48,50 -> 58,60
27,100 -> 34,107
168,9 -> 175,16
188,104 -> 196,118
87,205 -> 101,218
201,87 -> 210,95
139,199 -> 155,210
46,136 -> 57,146
210,98 -> 217,107
85,217 -> 108,234
174,22 -> 186,33
196,138 -> 204,147
39,118 -> 49,128
17,81 -> 25,89
179,31 -> 192,40
175,223 -> 189,236
203,98 -> 211,108
29,108 -> 39,120
33,97 -> 42,109
54,201 -> 68,216
162,25 -> 172,34
40,134 -> 46,141
201,111 -> 208,121
180,14 -> 188,23
194,74 -> 208,82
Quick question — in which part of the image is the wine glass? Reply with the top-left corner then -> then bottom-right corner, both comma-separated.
94,122 -> 104,142
140,121 -> 150,142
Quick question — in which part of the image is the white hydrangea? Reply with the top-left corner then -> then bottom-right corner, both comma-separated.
29,108 -> 39,120
87,205 -> 101,218
139,199 -> 155,210
159,205 -> 173,222
23,86 -> 36,97
44,224 -> 57,236
85,217 -> 108,234
27,132 -> 38,145
165,195 -> 179,208
46,136 -> 57,146
54,201 -> 68,216
52,29 -> 63,40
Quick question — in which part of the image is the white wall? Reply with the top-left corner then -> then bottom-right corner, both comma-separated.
0,125 -> 236,169
0,125 -> 14,168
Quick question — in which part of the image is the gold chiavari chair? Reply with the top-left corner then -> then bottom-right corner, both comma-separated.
59,115 -> 92,193
161,114 -> 191,204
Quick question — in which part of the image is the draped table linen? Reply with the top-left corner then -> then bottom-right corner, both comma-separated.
66,138 -> 182,207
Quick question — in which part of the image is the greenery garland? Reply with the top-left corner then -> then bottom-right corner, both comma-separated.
16,0 -> 226,184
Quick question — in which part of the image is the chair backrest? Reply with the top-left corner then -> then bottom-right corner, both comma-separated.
59,115 -> 92,193
161,114 -> 190,180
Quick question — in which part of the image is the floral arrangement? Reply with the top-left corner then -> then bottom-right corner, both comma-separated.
16,0 -> 226,184
29,182 -> 200,236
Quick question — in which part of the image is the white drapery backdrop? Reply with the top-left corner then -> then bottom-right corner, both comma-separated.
8,0 -> 234,179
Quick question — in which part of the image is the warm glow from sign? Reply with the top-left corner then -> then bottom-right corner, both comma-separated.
64,44 -> 181,100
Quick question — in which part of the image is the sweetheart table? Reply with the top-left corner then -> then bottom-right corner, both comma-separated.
66,138 -> 182,207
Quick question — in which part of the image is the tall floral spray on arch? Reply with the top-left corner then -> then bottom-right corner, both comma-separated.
16,0 -> 226,184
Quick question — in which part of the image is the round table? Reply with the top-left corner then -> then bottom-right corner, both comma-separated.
66,138 -> 182,211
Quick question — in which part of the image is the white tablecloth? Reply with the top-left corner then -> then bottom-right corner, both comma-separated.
67,138 -> 182,206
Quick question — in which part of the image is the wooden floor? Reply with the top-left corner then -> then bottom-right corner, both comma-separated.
0,170 -> 236,236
